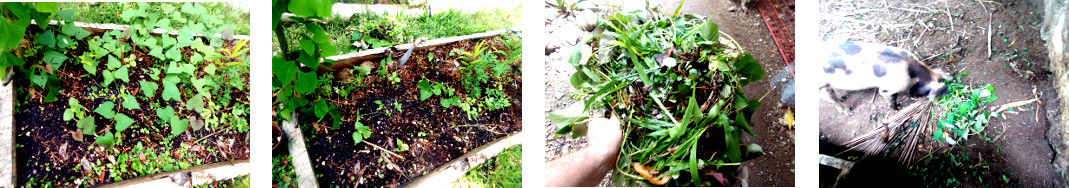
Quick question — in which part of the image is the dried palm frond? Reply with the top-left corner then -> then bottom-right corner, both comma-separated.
845,100 -> 942,166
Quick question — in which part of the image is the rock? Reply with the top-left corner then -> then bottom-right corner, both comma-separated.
575,10 -> 598,31
546,39 -> 561,55
729,7 -> 738,12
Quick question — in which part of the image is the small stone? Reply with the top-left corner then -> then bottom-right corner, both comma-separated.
729,7 -> 738,12
576,10 -> 598,31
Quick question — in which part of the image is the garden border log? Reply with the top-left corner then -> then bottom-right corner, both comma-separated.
282,112 -> 319,188
93,159 -> 249,187
404,131 -> 523,187
321,27 -> 520,74
0,81 -> 13,188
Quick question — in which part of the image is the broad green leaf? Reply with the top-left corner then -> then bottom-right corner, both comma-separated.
272,59 -> 297,87
35,2 -> 57,13
155,18 -> 171,29
165,47 -> 182,61
161,35 -> 176,48
43,50 -> 67,69
94,101 -> 116,119
63,109 -> 74,121
114,66 -> 129,83
1,51 -> 25,67
149,47 -> 165,60
288,0 -> 336,18
313,99 -> 328,120
30,73 -> 46,88
157,106 -> 175,123
352,132 -> 364,144
57,9 -> 74,21
204,64 -> 217,75
95,131 -> 115,146
4,3 -> 29,20
417,79 -> 432,101
121,95 -> 141,110
140,81 -> 159,98
106,55 -> 120,70
35,30 -> 55,48
0,19 -> 29,49
733,53 -> 765,86
295,71 -> 318,94
170,116 -> 188,136
547,112 -> 590,128
102,69 -> 114,87
699,19 -> 719,42
299,39 -> 315,56
161,80 -> 181,102
185,95 -> 204,114
61,22 -> 90,39
77,116 -> 95,133
114,113 -> 134,132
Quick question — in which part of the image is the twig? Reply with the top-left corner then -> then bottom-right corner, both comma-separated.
363,140 -> 404,159
944,0 -> 954,33
977,0 -> 992,59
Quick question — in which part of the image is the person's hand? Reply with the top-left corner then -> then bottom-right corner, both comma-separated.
584,115 -> 622,159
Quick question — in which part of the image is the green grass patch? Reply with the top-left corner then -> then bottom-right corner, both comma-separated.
56,2 -> 250,35
454,145 -> 522,188
275,7 -> 520,54
273,154 -> 297,188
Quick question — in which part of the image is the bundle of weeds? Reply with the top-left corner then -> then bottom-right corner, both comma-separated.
845,73 -> 997,167
548,10 -> 765,186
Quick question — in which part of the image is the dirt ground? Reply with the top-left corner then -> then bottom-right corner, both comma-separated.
817,0 -> 1062,187
544,0 -> 795,186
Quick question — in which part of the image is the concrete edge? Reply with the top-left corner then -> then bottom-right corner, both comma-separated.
282,112 -> 319,188
0,77 -> 13,188
94,159 -> 250,188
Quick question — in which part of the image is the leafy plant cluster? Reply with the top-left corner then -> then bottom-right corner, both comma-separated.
4,2 -> 250,148
75,141 -> 206,183
934,72 -> 999,145
272,0 -> 350,131
439,34 -> 521,119
548,11 -> 765,186
57,2 -> 250,35
0,2 -> 91,103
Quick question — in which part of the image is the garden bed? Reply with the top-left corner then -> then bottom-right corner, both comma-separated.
1,2 -> 250,186
295,34 -> 522,186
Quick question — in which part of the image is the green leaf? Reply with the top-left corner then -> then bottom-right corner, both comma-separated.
140,81 -> 159,98
417,79 -> 432,101
77,116 -> 95,133
30,73 -> 46,88
35,30 -> 55,48
102,69 -> 114,87
547,112 -> 590,129
0,19 -> 29,50
313,99 -> 328,120
155,18 -> 171,29
43,50 -> 67,69
95,131 -> 115,146
4,3 -> 29,21
170,116 -> 188,136
94,101 -> 116,119
273,59 -> 297,87
114,113 -> 134,132
733,53 -> 765,86
106,55 -> 121,70
699,19 -> 719,42
63,109 -> 74,121
157,106 -> 175,123
114,66 -> 130,83
1,51 -> 25,67
35,2 -> 58,13
165,47 -> 182,61
185,95 -> 205,114
288,0 -> 336,18
299,39 -> 316,56
352,132 -> 364,144
161,80 -> 181,102
204,64 -> 217,75
295,71 -> 319,94
61,21 -> 90,39
57,9 -> 74,21
121,95 -> 141,110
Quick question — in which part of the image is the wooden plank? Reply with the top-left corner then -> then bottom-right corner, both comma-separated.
282,113 -> 319,188
403,131 -> 523,187
323,27 -> 517,73
95,160 -> 250,187
0,79 -> 13,187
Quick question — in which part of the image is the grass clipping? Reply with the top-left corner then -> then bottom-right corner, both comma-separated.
548,11 -> 766,186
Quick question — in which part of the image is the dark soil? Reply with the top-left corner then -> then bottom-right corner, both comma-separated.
14,31 -> 250,186
300,36 -> 522,186
818,0 -> 1061,187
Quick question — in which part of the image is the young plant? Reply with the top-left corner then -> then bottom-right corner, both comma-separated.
352,120 -> 372,145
